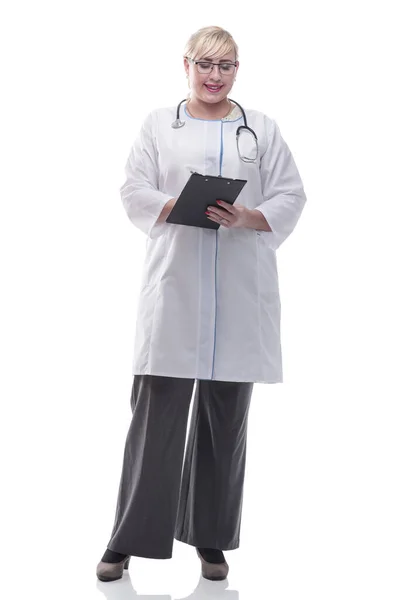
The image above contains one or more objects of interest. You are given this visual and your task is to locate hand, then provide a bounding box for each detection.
[205,200,252,229]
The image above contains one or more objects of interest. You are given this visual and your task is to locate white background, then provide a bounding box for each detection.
[1,1,405,599]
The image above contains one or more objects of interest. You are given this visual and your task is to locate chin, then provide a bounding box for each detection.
[201,90,228,101]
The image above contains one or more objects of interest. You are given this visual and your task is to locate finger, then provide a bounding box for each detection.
[216,200,235,214]
[207,207,228,219]
[211,208,231,219]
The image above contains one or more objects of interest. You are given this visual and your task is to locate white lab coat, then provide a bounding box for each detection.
[120,102,306,383]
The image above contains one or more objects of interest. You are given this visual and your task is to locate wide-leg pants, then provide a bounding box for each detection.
[106,374,254,559]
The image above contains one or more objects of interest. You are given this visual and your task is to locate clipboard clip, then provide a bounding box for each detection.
[190,170,234,179]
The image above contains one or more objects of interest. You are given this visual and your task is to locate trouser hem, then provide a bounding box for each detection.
[174,533,240,551]
[107,542,172,560]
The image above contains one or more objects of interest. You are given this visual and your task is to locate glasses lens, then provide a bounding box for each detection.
[219,63,235,75]
[197,62,213,74]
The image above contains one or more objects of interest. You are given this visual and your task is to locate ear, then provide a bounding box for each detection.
[183,56,189,76]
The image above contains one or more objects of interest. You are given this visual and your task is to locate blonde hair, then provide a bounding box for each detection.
[183,26,239,62]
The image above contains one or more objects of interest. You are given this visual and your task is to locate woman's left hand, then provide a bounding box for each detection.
[205,200,252,229]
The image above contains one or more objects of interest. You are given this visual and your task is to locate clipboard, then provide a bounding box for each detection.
[166,171,247,230]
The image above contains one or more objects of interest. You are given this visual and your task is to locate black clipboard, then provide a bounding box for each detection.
[166,171,247,230]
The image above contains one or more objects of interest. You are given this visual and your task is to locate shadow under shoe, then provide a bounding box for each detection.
[96,555,130,582]
[196,548,229,581]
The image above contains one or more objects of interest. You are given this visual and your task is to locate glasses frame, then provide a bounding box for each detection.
[187,57,237,76]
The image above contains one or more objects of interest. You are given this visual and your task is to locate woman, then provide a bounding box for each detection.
[96,25,306,582]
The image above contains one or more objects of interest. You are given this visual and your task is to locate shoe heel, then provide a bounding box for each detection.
[124,556,130,569]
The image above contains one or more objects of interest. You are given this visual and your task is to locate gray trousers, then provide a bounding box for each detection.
[107,374,254,559]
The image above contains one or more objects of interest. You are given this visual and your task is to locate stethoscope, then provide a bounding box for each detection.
[171,98,258,163]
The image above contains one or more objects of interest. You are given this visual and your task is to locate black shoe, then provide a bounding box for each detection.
[96,550,130,582]
[196,548,229,581]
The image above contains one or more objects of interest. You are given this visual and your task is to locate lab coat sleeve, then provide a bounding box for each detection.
[120,111,174,239]
[254,117,307,251]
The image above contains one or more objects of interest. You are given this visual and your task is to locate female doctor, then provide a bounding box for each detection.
[96,25,307,582]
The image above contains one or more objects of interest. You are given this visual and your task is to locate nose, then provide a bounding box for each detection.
[208,65,222,80]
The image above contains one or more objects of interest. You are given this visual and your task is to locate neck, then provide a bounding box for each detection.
[187,96,232,120]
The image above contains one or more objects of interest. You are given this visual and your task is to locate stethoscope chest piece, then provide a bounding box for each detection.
[171,119,185,129]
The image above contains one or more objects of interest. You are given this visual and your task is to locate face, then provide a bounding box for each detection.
[184,50,239,105]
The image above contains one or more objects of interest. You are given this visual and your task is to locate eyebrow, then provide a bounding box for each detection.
[200,57,235,63]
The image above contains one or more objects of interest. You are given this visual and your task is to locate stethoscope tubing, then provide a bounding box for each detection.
[171,98,258,162]
[173,98,257,138]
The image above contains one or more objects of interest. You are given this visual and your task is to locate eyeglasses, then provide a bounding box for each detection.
[187,58,236,76]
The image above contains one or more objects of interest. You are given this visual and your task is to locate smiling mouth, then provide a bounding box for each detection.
[205,85,223,92]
